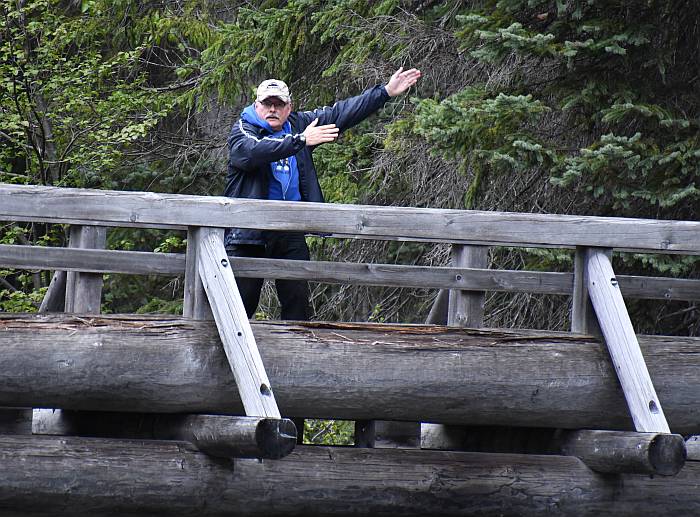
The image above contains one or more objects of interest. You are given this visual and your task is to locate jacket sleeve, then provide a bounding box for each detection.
[228,119,306,171]
[295,85,390,133]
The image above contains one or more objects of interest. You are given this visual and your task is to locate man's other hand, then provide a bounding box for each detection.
[385,67,422,97]
[302,118,340,146]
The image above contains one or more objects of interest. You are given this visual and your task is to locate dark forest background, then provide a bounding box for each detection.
[2,0,699,335]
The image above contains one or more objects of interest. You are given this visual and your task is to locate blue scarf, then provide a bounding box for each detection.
[241,105,301,201]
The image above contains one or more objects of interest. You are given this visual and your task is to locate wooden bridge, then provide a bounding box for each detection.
[1,183,700,516]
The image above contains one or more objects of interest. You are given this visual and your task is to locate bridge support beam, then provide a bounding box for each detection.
[32,410,297,459]
[2,314,700,432]
[0,435,697,516]
[421,426,685,476]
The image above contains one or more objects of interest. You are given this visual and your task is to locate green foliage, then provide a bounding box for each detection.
[303,419,354,445]
[440,0,700,220]
[411,88,554,207]
[153,235,187,254]
[0,0,174,188]
[314,126,378,204]
[0,286,45,312]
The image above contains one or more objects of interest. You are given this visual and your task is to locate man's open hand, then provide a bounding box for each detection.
[302,118,340,146]
[385,67,422,97]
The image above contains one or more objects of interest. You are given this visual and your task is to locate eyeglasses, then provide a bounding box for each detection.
[260,99,288,109]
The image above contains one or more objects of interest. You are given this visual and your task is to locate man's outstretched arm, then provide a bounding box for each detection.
[298,67,422,135]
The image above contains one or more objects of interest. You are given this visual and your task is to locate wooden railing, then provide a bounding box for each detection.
[1,184,699,310]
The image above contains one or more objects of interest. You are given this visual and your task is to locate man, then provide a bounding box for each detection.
[225,67,421,320]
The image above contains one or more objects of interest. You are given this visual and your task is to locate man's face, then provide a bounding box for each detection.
[255,97,291,131]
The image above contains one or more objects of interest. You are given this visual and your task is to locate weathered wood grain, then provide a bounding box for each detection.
[587,249,670,433]
[183,227,212,319]
[686,435,700,461]
[425,289,449,324]
[32,410,296,459]
[447,245,488,327]
[0,244,185,275]
[560,430,685,476]
[197,228,280,418]
[38,270,66,313]
[571,247,610,334]
[2,184,700,253]
[421,426,686,476]
[0,435,698,516]
[4,243,700,301]
[65,226,106,314]
[2,314,700,432]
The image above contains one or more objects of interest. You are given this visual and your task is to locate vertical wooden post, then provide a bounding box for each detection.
[421,245,488,450]
[64,226,106,314]
[37,226,105,439]
[571,246,608,334]
[183,227,213,320]
[447,245,489,327]
[586,248,670,433]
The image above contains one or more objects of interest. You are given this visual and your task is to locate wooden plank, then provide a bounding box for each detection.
[38,270,66,313]
[3,314,700,432]
[448,245,488,327]
[0,244,185,275]
[1,436,700,516]
[32,410,296,459]
[197,227,280,418]
[571,247,611,334]
[3,184,700,253]
[183,227,212,320]
[586,248,670,433]
[63,225,82,312]
[4,244,700,302]
[64,226,106,314]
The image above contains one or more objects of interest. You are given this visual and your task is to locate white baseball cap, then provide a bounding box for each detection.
[256,79,291,103]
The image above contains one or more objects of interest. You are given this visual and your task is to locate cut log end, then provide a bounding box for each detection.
[649,433,686,476]
[257,418,297,460]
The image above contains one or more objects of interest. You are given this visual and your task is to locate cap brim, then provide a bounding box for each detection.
[257,94,291,104]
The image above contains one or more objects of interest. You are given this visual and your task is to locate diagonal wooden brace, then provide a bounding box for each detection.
[196,227,280,418]
[585,248,670,433]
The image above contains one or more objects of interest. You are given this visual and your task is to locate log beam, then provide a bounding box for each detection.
[421,426,686,475]
[559,429,685,476]
[0,435,698,516]
[2,314,700,432]
[32,410,297,459]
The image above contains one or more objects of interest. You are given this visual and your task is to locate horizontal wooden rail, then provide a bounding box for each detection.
[2,243,699,301]
[2,184,700,252]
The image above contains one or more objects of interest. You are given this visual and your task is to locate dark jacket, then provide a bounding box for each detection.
[225,84,391,245]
